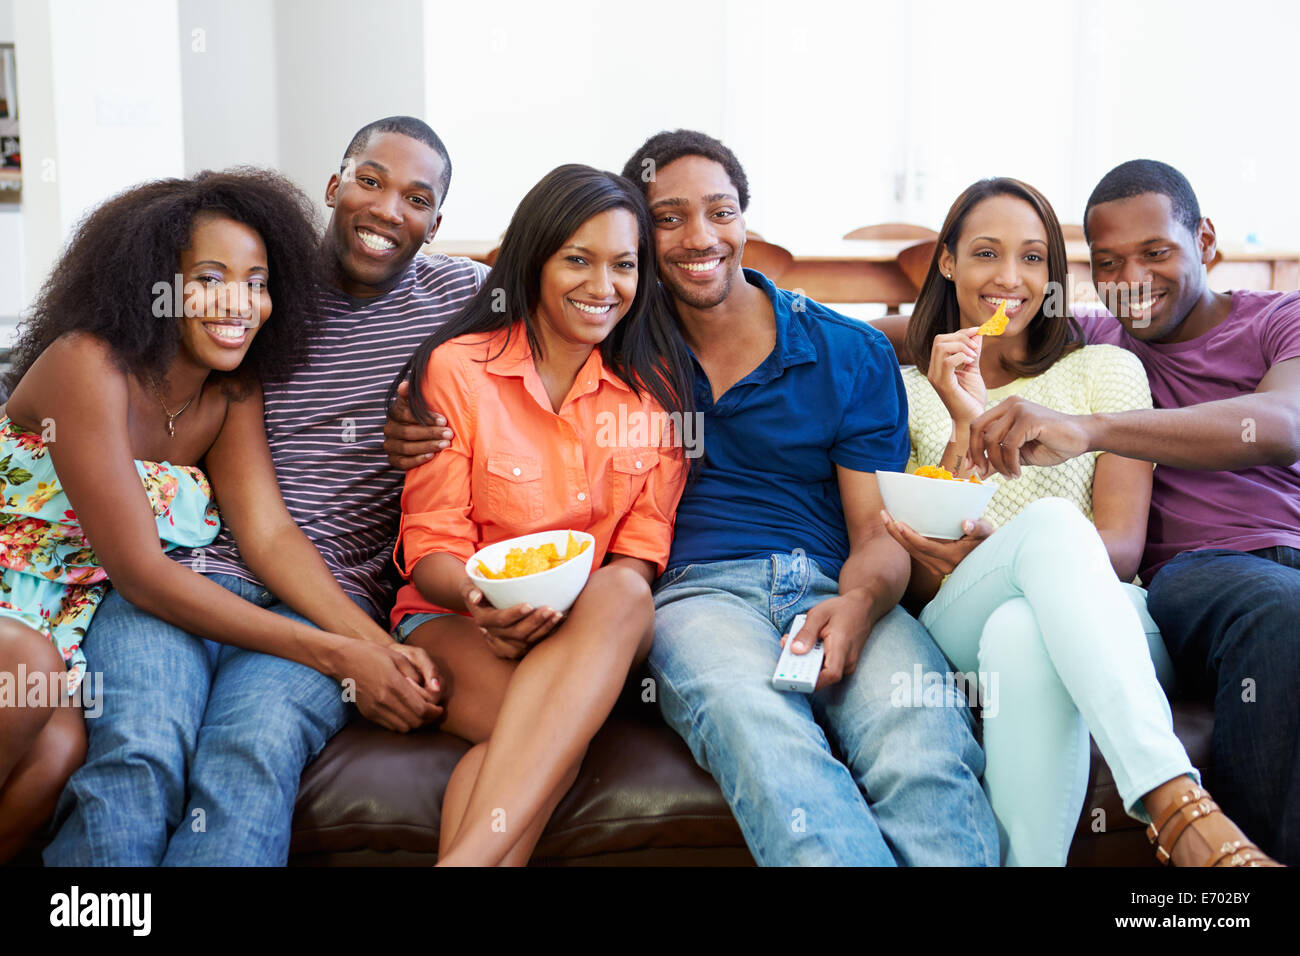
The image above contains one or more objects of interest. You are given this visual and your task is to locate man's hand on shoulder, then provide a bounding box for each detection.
[384,379,454,470]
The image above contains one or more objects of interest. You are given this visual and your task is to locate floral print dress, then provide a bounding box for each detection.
[0,417,220,694]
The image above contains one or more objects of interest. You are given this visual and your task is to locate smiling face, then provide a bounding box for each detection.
[324,131,445,298]
[645,155,746,311]
[176,213,271,373]
[1086,192,1214,341]
[533,207,640,354]
[939,194,1050,336]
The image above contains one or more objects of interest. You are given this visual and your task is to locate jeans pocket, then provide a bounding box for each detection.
[656,564,694,590]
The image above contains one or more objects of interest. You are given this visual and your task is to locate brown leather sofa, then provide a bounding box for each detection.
[8,677,1211,866]
[287,670,1216,867]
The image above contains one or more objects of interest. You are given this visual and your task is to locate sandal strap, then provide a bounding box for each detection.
[1148,784,1211,835]
[1206,841,1271,867]
[1145,789,1219,865]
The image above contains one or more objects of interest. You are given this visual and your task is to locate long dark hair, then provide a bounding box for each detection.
[391,163,694,427]
[905,177,1080,378]
[5,167,322,396]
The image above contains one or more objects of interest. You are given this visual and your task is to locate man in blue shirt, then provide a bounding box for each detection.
[616,131,997,865]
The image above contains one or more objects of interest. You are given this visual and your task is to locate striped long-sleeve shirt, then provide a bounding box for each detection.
[171,253,489,617]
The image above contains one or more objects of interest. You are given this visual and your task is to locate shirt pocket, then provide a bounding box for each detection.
[609,448,660,516]
[484,453,545,525]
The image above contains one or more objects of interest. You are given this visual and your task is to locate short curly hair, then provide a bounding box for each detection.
[342,115,452,206]
[620,129,750,211]
[1084,159,1202,242]
[5,167,323,397]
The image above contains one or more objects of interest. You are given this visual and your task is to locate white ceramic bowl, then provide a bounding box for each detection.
[466,530,596,612]
[877,470,997,540]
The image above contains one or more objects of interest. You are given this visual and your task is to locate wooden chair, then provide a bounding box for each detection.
[843,222,937,241]
[741,236,794,282]
[896,239,938,297]
[878,238,939,315]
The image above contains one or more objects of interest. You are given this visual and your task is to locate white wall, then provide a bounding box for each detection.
[273,0,426,220]
[0,0,21,322]
[425,0,730,240]
[3,0,1297,329]
[902,0,1300,245]
[13,0,185,326]
[422,0,910,245]
[1067,0,1298,245]
[425,0,1300,248]
[178,0,279,175]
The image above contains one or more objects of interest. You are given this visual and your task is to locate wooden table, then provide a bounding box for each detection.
[428,238,1300,305]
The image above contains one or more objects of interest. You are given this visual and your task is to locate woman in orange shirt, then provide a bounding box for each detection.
[388,164,694,866]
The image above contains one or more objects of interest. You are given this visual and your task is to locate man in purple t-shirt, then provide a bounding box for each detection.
[967,160,1300,865]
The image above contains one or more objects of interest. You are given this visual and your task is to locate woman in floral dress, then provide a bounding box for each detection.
[0,169,439,861]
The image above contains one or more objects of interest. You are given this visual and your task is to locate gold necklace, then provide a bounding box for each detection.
[149,377,200,437]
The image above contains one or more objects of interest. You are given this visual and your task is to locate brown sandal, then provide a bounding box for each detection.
[1146,785,1282,866]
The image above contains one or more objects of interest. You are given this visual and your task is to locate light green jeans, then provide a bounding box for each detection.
[919,496,1197,866]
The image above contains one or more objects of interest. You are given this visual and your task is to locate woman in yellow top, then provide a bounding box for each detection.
[876,178,1274,867]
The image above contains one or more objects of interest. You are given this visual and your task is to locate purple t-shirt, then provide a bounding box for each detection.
[1076,290,1300,582]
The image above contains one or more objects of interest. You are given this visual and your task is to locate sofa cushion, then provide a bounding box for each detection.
[290,695,752,865]
[291,697,1215,867]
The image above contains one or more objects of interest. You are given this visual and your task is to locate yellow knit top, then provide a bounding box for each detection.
[902,344,1153,530]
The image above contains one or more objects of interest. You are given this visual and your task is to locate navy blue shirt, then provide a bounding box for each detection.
[666,270,910,579]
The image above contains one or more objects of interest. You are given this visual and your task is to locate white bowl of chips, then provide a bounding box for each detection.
[466,530,596,612]
[877,468,997,540]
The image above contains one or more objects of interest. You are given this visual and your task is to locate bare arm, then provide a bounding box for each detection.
[34,337,440,730]
[384,379,452,470]
[790,467,909,690]
[1089,452,1153,582]
[969,358,1300,477]
[37,338,353,675]
[203,386,395,646]
[836,467,910,619]
[1082,357,1300,469]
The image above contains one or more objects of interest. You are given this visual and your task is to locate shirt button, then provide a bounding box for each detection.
[577,492,587,501]
[634,460,642,469]
[512,467,521,476]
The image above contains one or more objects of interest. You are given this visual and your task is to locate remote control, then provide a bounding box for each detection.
[772,614,824,693]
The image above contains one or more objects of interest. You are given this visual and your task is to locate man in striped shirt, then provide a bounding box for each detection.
[45,117,486,866]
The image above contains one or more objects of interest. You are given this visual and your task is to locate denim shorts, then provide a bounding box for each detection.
[391,610,460,643]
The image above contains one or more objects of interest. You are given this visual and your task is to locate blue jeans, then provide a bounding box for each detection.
[1148,546,1300,866]
[650,551,999,866]
[43,574,356,866]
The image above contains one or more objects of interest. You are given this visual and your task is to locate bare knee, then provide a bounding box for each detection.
[589,564,653,619]
[0,624,65,760]
[0,619,63,676]
[587,564,654,651]
[38,708,87,787]
[1,707,84,828]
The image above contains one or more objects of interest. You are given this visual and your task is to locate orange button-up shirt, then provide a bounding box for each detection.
[391,324,688,626]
